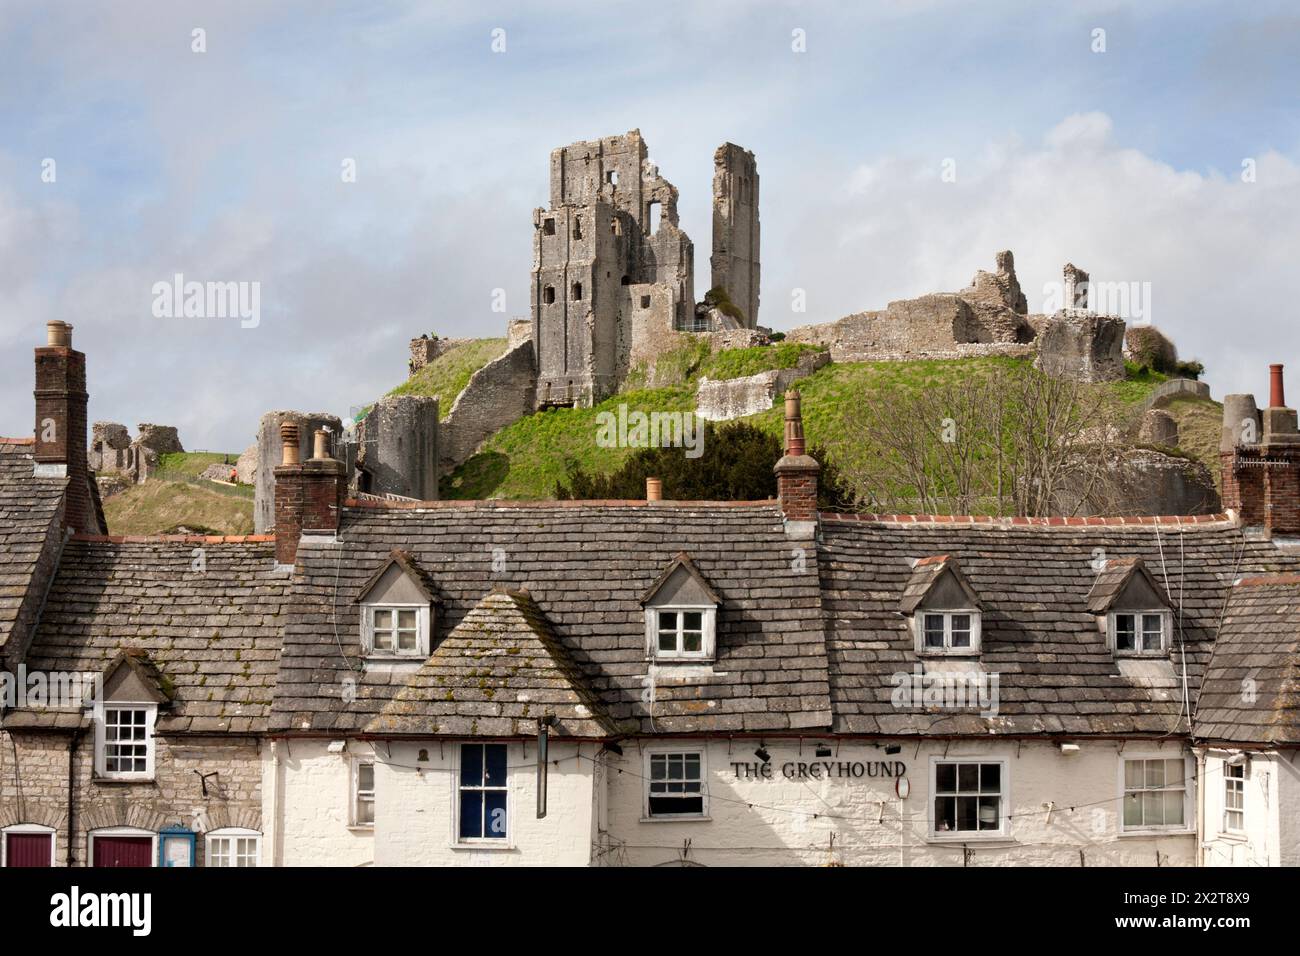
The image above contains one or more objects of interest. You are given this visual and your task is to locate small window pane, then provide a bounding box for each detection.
[957,763,978,791]
[924,614,945,648]
[461,744,482,785]
[979,763,1000,792]
[459,790,484,839]
[936,763,956,793]
[658,611,677,631]
[484,744,508,787]
[397,609,417,630]
[1115,614,1136,650]
[682,631,702,652]
[484,790,508,839]
[357,763,374,791]
[683,611,702,630]
[1145,760,1165,789]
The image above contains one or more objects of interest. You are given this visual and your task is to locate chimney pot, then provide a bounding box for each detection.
[783,389,806,457]
[312,428,330,461]
[46,321,72,348]
[1270,364,1285,408]
[280,421,301,465]
[646,477,663,502]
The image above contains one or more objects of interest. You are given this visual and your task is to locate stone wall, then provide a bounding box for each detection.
[1125,326,1178,373]
[89,421,185,483]
[440,341,537,473]
[1138,378,1212,415]
[1034,311,1126,383]
[409,335,471,377]
[710,143,760,327]
[0,729,263,866]
[697,350,830,422]
[352,395,439,500]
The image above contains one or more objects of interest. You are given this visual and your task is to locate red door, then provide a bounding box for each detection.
[93,836,152,867]
[5,832,52,867]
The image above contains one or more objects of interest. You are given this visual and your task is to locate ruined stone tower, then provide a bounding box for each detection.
[710,143,760,328]
[531,130,760,409]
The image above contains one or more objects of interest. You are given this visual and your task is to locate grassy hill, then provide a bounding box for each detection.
[102,478,254,535]
[389,338,508,417]
[443,351,1224,502]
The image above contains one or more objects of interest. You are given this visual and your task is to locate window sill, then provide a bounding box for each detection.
[1117,827,1194,839]
[92,775,156,786]
[639,816,712,824]
[1212,831,1248,844]
[449,841,516,852]
[927,831,1008,842]
[346,825,375,833]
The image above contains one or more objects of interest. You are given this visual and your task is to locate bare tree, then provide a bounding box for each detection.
[842,364,1131,517]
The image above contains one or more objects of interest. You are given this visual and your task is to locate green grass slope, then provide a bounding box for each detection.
[390,338,508,418]
[443,353,1214,502]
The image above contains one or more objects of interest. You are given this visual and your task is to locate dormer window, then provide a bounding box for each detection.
[357,550,439,660]
[1111,611,1168,654]
[641,553,721,663]
[900,556,982,657]
[1087,558,1173,658]
[90,650,171,782]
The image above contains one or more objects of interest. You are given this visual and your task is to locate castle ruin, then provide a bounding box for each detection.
[531,130,760,408]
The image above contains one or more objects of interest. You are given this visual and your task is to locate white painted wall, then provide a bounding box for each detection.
[268,739,375,867]
[1201,750,1300,867]
[602,739,1198,867]
[372,741,598,866]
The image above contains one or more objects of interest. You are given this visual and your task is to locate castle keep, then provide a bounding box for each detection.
[532,130,760,408]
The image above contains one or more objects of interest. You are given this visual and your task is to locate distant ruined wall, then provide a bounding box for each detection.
[409,335,471,377]
[1034,312,1126,383]
[710,143,760,328]
[354,395,439,500]
[696,350,830,422]
[440,341,537,473]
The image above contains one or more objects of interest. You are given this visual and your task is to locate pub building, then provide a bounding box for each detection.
[1,326,1297,867]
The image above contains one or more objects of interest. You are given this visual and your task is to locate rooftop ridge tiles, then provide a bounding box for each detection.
[0,436,35,444]
[71,533,277,544]
[820,512,1235,528]
[1234,573,1300,587]
[343,496,779,510]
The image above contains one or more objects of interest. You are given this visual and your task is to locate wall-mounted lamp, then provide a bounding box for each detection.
[884,744,901,755]
[1059,743,1080,755]
[754,746,771,764]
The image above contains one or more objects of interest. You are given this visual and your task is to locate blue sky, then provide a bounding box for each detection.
[1,0,1297,450]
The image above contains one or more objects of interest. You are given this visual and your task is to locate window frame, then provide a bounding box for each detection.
[928,757,1008,840]
[1117,753,1194,835]
[455,743,511,846]
[642,747,709,822]
[1,823,57,867]
[205,828,262,867]
[644,606,717,662]
[1223,762,1245,834]
[350,757,375,829]
[1108,609,1171,656]
[361,603,430,660]
[94,702,157,781]
[913,609,982,656]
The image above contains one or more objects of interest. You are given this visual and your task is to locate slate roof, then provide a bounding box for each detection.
[819,515,1300,737]
[898,555,981,613]
[1194,575,1300,746]
[271,500,831,736]
[11,536,291,733]
[1085,557,1170,613]
[366,588,616,738]
[0,440,67,655]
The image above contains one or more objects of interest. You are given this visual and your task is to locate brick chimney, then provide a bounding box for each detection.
[34,321,101,534]
[1222,365,1300,535]
[273,423,346,565]
[774,389,819,525]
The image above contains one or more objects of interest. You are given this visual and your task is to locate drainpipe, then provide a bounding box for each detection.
[1194,747,1207,868]
[268,739,284,867]
[66,725,83,867]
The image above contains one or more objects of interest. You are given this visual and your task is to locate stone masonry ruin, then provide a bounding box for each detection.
[89,421,184,484]
[531,130,760,409]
